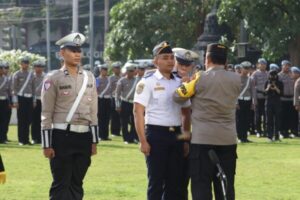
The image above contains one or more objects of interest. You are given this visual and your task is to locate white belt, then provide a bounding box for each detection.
[18,93,33,98]
[36,96,41,100]
[121,97,133,103]
[238,96,251,101]
[52,123,89,133]
[98,94,111,99]
[0,96,7,100]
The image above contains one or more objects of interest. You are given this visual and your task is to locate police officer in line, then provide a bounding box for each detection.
[0,61,11,144]
[31,59,46,144]
[110,61,122,136]
[278,60,298,138]
[236,61,255,143]
[251,58,268,137]
[173,47,198,200]
[12,56,35,146]
[234,64,242,74]
[174,43,241,200]
[2,61,13,142]
[96,63,112,141]
[136,62,146,82]
[292,66,300,116]
[41,32,98,200]
[115,63,139,144]
[134,41,191,200]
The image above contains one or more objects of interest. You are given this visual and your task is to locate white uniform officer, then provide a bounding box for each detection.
[134,41,191,200]
[41,32,98,200]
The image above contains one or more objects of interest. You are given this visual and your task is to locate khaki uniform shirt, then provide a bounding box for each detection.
[96,76,111,98]
[41,67,98,130]
[293,77,300,106]
[34,72,45,99]
[175,66,241,145]
[12,70,35,103]
[109,74,121,97]
[251,70,268,100]
[278,72,294,101]
[115,76,137,108]
[0,75,10,99]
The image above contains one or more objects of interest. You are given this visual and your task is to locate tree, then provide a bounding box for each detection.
[218,0,300,65]
[105,0,213,61]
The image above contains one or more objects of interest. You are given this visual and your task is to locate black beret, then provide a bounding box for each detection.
[206,43,228,57]
[153,41,173,56]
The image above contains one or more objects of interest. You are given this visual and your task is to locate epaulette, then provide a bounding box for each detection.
[45,69,59,77]
[144,69,156,78]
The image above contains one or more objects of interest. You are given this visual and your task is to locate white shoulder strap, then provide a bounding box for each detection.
[100,77,111,97]
[0,76,7,90]
[66,70,89,123]
[239,77,250,98]
[125,77,138,100]
[18,71,32,95]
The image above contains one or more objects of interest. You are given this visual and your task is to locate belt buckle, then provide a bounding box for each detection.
[169,127,175,132]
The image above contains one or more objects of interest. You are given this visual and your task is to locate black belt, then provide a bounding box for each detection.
[146,124,181,133]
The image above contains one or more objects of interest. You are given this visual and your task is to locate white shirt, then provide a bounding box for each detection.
[134,70,190,126]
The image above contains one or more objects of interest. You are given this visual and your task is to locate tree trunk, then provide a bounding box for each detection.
[288,34,300,66]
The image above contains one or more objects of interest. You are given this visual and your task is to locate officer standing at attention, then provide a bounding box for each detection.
[174,43,241,200]
[2,61,12,142]
[109,61,122,136]
[134,41,191,200]
[251,58,268,137]
[136,63,146,82]
[278,60,297,138]
[12,56,35,145]
[96,63,112,141]
[115,63,138,144]
[236,61,255,143]
[0,61,11,144]
[41,32,98,200]
[31,59,46,144]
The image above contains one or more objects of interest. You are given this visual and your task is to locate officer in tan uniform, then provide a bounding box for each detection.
[31,60,46,144]
[12,56,35,145]
[115,63,138,143]
[0,61,11,144]
[96,63,112,140]
[41,32,98,200]
[110,61,122,136]
[174,43,241,200]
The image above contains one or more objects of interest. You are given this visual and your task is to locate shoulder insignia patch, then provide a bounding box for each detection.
[136,82,145,94]
[43,80,52,91]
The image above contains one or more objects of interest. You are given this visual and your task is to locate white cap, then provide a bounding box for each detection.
[55,32,86,49]
[172,47,199,65]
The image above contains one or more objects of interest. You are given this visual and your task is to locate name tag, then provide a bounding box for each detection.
[154,86,165,91]
[59,85,72,90]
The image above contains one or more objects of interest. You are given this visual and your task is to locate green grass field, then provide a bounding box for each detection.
[0,125,300,200]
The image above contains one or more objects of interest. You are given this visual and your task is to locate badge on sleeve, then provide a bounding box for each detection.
[43,80,52,91]
[136,82,145,94]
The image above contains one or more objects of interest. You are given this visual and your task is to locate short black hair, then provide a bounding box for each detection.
[206,53,227,65]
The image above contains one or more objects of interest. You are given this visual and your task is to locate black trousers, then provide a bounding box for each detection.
[281,100,298,137]
[110,99,121,136]
[248,109,256,135]
[31,99,42,143]
[50,129,92,200]
[255,98,266,135]
[145,125,184,200]
[120,101,137,142]
[17,96,33,144]
[266,100,281,140]
[190,144,237,200]
[0,100,10,143]
[236,100,252,141]
[98,98,111,140]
